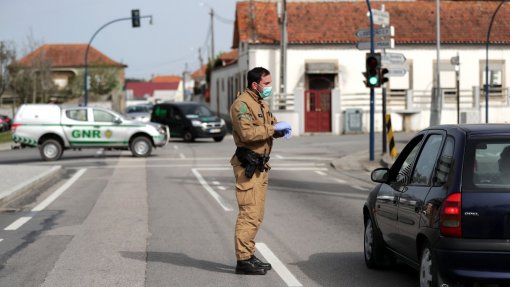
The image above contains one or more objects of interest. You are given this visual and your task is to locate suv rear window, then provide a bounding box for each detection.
[463,139,510,190]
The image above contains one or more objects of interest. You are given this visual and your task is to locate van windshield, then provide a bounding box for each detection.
[463,139,510,191]
[181,104,213,117]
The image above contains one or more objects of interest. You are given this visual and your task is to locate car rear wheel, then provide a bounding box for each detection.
[39,139,63,161]
[131,136,152,157]
[419,243,446,287]
[183,131,195,142]
[213,136,224,142]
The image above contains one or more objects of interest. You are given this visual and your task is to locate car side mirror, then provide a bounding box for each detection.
[371,168,390,183]
[114,117,122,124]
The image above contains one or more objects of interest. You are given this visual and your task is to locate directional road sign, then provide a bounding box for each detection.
[356,26,395,38]
[356,39,395,50]
[371,9,390,26]
[382,53,407,64]
[386,67,408,77]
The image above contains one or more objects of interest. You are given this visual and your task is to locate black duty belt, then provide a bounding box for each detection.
[235,147,270,178]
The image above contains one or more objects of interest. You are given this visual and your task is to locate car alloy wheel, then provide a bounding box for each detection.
[364,218,374,263]
[131,136,152,157]
[39,139,63,161]
[420,245,434,287]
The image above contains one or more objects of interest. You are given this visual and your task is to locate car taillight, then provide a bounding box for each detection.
[11,123,21,132]
[440,192,462,238]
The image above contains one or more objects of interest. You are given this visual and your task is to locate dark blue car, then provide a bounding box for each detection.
[363,124,510,287]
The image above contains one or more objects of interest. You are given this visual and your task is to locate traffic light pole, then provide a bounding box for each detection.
[366,0,375,161]
[83,14,153,106]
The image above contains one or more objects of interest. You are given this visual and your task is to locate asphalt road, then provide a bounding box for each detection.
[0,134,418,287]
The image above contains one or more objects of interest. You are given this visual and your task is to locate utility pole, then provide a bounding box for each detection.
[430,0,441,126]
[210,8,215,62]
[198,48,204,69]
[278,0,287,96]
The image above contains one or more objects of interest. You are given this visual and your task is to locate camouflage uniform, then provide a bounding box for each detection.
[230,88,280,260]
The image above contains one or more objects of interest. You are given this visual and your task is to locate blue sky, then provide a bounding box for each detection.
[0,0,238,79]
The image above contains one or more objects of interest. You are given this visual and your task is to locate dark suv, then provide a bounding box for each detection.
[363,124,510,287]
[150,102,227,142]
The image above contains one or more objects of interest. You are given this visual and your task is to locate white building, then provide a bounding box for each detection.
[211,0,510,134]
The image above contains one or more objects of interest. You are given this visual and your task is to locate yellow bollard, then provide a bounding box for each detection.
[385,114,397,158]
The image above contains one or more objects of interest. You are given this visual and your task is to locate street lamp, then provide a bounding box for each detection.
[83,11,153,106]
[485,0,507,123]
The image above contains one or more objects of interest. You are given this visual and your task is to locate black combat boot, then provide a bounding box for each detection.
[235,259,267,275]
[250,255,272,270]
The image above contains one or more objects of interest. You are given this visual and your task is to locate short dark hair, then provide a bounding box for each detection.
[247,67,270,87]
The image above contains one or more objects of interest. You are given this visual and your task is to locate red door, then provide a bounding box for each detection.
[305,89,331,132]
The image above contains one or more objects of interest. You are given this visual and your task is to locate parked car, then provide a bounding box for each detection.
[124,104,153,123]
[150,102,227,142]
[0,115,11,131]
[363,124,510,287]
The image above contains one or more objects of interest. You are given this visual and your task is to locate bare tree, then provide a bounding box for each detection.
[0,41,16,99]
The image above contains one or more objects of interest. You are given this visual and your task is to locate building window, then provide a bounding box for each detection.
[480,60,505,99]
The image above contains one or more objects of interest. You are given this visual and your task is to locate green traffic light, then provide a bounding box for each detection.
[368,76,379,86]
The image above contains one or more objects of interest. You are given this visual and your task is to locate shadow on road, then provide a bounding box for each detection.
[292,252,417,287]
[121,251,235,274]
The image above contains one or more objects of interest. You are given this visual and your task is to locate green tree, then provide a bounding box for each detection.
[67,68,118,100]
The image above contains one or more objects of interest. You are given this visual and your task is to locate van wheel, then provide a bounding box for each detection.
[213,136,224,142]
[131,136,152,157]
[183,131,195,142]
[39,139,63,161]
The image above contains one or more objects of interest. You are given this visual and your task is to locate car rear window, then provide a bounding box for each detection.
[463,139,510,191]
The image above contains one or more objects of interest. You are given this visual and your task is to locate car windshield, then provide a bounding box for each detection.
[126,105,152,113]
[464,138,510,191]
[180,104,213,117]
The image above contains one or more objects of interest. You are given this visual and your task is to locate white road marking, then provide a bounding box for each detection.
[211,181,220,185]
[353,185,366,191]
[179,153,186,159]
[5,217,32,231]
[274,154,283,159]
[4,169,87,231]
[256,242,303,287]
[0,239,3,243]
[218,186,226,191]
[191,169,233,212]
[32,169,87,212]
[315,171,327,176]
[334,178,347,184]
[173,145,179,150]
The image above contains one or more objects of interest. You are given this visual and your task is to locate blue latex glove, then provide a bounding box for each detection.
[284,128,292,140]
[274,121,291,132]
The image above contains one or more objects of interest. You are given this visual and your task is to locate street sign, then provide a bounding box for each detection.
[356,39,395,50]
[371,9,390,26]
[382,53,407,64]
[386,66,408,77]
[356,26,395,38]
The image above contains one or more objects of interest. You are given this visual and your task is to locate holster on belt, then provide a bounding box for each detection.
[235,147,270,178]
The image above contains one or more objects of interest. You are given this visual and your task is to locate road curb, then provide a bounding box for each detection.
[0,165,63,207]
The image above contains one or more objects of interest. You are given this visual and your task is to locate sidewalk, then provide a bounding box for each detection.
[330,149,395,173]
[0,141,63,207]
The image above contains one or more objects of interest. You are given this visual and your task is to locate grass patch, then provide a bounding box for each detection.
[0,131,12,144]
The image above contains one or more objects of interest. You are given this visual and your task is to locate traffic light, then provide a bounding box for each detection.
[380,68,389,86]
[131,9,140,28]
[364,52,381,88]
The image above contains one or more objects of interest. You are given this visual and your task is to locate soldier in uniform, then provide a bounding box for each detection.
[230,67,292,275]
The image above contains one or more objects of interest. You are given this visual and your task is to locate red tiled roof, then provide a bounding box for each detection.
[126,82,179,98]
[233,1,510,47]
[18,44,125,67]
[152,75,182,83]
[191,64,207,79]
[219,49,239,65]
